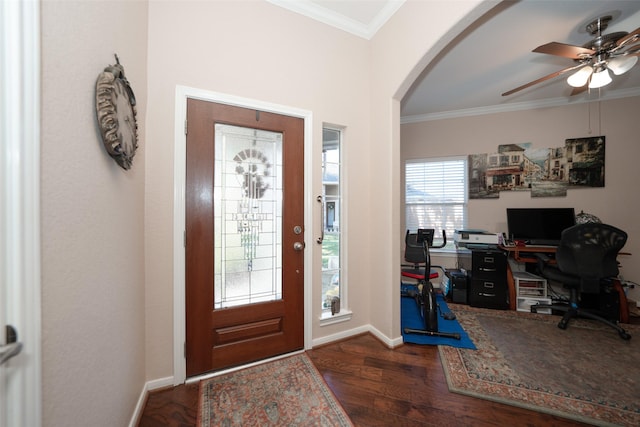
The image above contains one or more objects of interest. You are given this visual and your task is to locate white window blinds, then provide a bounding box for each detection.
[405,158,467,246]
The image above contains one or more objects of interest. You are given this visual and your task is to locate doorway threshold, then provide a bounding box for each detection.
[185,349,306,385]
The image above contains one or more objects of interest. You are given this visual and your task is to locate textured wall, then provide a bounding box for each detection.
[40,1,148,425]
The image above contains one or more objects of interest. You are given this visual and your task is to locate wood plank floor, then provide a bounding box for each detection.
[138,332,589,426]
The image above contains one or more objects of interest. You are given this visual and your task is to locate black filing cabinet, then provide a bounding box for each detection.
[469,248,509,309]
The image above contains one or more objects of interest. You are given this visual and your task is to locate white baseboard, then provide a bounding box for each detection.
[311,324,369,347]
[128,376,174,427]
[368,324,404,348]
[146,376,175,391]
[310,323,401,348]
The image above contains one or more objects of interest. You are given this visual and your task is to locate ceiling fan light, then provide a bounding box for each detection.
[608,56,638,75]
[567,66,593,87]
[589,68,612,88]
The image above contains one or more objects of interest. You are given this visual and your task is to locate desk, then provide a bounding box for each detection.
[500,245,630,323]
[504,245,557,263]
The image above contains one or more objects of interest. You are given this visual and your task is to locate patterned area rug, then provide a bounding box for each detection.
[198,353,353,426]
[439,304,640,426]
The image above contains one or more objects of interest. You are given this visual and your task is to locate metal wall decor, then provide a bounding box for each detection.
[95,54,138,170]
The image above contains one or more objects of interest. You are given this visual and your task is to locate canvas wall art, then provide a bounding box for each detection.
[469,136,605,199]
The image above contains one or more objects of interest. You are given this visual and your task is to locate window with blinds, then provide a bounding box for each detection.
[405,157,467,250]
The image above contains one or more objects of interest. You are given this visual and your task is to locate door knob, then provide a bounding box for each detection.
[293,242,305,251]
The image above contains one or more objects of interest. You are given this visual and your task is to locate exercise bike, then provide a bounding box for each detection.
[401,229,460,340]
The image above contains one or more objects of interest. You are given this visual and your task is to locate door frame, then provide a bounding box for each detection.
[173,86,314,384]
[1,0,42,425]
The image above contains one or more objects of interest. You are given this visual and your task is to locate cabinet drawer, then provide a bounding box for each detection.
[471,250,507,278]
[469,278,508,309]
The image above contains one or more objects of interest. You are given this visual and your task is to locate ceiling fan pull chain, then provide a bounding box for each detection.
[588,100,592,135]
[598,97,602,135]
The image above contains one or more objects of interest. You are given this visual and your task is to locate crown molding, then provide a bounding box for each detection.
[401,87,640,124]
[266,0,404,40]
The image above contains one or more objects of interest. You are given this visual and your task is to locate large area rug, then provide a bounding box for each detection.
[439,304,640,426]
[198,353,352,426]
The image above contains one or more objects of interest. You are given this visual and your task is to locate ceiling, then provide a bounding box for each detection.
[268,0,640,122]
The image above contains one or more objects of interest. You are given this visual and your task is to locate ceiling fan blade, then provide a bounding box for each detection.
[570,85,588,96]
[610,44,640,59]
[625,44,640,55]
[502,64,585,96]
[533,42,595,59]
[616,27,640,48]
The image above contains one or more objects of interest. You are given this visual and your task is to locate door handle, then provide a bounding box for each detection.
[1,325,22,366]
[316,195,324,244]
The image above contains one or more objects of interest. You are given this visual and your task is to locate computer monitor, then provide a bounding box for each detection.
[506,208,576,246]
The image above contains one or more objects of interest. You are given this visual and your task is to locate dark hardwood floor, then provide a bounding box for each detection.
[138,333,589,426]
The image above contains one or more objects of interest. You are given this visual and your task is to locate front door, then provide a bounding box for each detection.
[185,99,305,376]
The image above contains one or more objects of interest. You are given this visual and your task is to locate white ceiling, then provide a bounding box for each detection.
[268,0,640,121]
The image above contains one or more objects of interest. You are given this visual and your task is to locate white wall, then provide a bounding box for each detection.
[401,96,640,302]
[41,1,147,425]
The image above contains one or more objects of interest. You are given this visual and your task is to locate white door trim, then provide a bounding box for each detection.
[0,0,42,425]
[173,86,313,384]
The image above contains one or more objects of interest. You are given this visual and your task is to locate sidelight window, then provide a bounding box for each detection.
[321,127,342,314]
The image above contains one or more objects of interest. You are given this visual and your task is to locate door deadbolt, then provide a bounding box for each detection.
[293,225,302,234]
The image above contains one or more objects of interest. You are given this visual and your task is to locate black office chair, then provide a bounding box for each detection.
[532,223,631,340]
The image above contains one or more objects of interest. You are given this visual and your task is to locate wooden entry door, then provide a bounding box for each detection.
[185,99,305,376]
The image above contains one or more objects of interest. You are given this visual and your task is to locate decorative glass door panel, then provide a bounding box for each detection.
[186,99,303,375]
[213,124,283,309]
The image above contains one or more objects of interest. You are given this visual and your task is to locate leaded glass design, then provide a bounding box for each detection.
[214,124,283,308]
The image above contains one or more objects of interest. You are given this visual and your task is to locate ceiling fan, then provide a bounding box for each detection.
[502,15,640,96]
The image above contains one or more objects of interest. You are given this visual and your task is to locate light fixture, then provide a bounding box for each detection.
[607,55,638,75]
[567,66,593,87]
[589,67,612,88]
[566,54,637,90]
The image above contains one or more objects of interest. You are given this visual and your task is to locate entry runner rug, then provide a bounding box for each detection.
[439,304,640,426]
[401,284,476,349]
[198,353,352,426]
